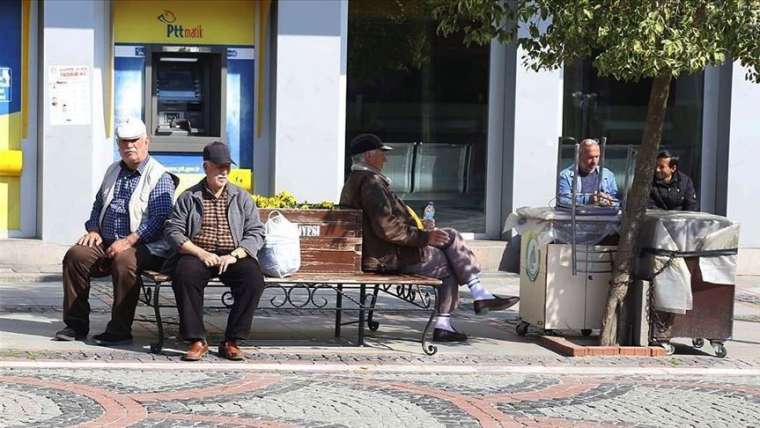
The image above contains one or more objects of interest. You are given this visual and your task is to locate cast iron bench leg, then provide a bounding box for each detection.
[366,285,380,331]
[334,284,343,338]
[150,281,165,354]
[358,284,366,346]
[421,287,439,356]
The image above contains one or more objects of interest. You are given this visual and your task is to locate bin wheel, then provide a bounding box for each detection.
[149,343,162,354]
[516,321,529,336]
[581,329,592,337]
[661,342,675,355]
[712,342,727,358]
[692,338,705,349]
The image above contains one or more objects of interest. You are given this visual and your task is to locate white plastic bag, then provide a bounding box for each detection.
[258,210,301,277]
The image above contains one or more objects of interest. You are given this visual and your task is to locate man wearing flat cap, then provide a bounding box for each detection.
[340,134,519,342]
[55,117,177,345]
[163,141,266,361]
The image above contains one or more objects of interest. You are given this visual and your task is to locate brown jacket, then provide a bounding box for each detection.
[340,168,431,272]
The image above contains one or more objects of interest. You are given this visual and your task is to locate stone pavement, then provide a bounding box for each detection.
[1,366,759,427]
[1,273,759,426]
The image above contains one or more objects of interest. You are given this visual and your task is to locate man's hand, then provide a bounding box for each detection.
[218,255,237,275]
[428,229,450,247]
[591,192,615,207]
[105,238,133,258]
[197,250,221,268]
[77,231,103,247]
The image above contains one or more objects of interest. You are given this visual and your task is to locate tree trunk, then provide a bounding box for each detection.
[599,72,672,346]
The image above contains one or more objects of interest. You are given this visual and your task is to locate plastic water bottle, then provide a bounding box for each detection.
[423,201,435,222]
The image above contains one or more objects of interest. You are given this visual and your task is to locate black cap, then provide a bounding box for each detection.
[349,133,392,156]
[203,141,236,165]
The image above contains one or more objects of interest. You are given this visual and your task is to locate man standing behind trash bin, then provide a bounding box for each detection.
[340,133,519,343]
[163,141,266,361]
[557,139,620,207]
[648,151,698,211]
[55,117,176,345]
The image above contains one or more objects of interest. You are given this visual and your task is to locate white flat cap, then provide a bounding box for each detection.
[115,117,147,140]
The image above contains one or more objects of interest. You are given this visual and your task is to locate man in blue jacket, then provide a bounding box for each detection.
[163,142,266,361]
[557,139,620,207]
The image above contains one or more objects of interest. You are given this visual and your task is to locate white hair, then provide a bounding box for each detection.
[351,153,365,164]
[580,138,599,148]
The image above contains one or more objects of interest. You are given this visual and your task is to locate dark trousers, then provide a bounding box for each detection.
[62,243,164,335]
[171,255,266,342]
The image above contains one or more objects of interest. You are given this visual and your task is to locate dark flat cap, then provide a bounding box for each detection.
[349,133,392,156]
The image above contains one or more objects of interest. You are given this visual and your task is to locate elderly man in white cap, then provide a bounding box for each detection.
[55,117,177,346]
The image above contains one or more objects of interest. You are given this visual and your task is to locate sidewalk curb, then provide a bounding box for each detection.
[1,360,759,376]
[0,273,62,283]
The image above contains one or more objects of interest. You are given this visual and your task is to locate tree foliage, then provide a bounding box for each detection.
[433,0,760,82]
[433,0,760,345]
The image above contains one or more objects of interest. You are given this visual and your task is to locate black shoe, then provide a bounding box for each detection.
[54,327,87,341]
[93,331,133,346]
[433,328,468,342]
[473,296,520,315]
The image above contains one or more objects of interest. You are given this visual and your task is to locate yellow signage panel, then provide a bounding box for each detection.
[113,0,255,46]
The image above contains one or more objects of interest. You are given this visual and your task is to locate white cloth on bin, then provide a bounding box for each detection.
[258,210,301,278]
[648,221,692,314]
[637,211,739,314]
[698,223,740,285]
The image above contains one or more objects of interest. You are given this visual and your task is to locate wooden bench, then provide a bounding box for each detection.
[138,209,442,355]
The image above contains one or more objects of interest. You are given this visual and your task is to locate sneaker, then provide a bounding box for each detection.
[93,331,133,346]
[54,326,88,341]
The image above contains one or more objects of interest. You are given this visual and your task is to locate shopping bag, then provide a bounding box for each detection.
[258,210,301,277]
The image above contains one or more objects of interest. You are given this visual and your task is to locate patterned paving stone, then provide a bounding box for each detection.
[1,368,759,427]
[0,381,102,427]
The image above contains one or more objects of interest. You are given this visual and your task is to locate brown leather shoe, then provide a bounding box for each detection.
[218,340,245,361]
[473,295,520,315]
[182,340,208,361]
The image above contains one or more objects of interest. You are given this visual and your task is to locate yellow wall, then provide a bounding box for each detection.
[113,0,255,46]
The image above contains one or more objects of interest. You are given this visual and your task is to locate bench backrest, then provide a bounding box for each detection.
[259,208,363,274]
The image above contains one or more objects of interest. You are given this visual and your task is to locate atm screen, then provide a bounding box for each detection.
[153,52,220,137]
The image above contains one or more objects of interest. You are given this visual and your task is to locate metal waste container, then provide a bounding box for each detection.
[636,210,739,357]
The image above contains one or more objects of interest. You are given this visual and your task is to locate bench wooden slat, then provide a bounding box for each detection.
[141,270,441,286]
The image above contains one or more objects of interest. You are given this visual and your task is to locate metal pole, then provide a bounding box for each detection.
[571,143,579,275]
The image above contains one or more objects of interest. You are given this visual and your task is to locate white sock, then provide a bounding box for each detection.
[467,277,495,301]
[434,314,455,332]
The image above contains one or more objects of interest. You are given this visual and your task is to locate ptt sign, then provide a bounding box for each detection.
[157,10,203,39]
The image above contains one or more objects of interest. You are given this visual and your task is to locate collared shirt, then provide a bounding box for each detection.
[557,165,620,206]
[192,182,236,254]
[85,156,175,244]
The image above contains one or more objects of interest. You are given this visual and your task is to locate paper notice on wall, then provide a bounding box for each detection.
[0,67,10,103]
[49,65,91,125]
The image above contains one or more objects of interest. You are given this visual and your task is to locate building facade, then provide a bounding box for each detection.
[0,0,757,270]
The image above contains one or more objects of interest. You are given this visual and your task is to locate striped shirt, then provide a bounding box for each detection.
[192,183,236,254]
[85,157,175,244]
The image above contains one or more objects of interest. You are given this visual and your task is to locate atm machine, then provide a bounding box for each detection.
[114,43,254,192]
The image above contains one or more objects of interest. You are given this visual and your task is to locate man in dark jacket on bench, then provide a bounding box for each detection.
[163,141,266,361]
[340,134,519,343]
[648,151,698,211]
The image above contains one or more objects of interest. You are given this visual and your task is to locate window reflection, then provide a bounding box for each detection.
[562,60,704,198]
[346,0,490,232]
